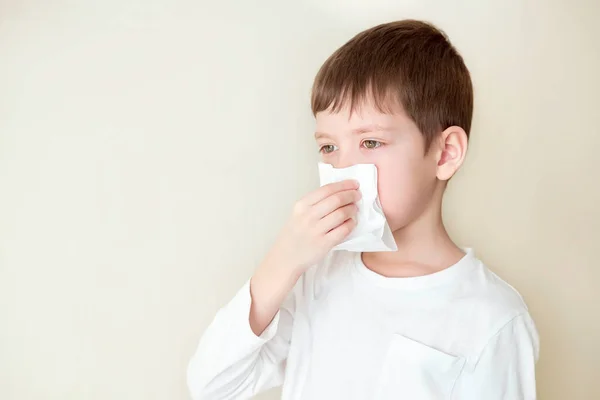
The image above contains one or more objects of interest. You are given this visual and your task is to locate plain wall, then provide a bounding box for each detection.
[1,1,598,399]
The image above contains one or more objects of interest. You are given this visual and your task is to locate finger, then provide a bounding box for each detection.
[324,217,357,246]
[303,180,359,206]
[316,203,358,234]
[311,189,361,220]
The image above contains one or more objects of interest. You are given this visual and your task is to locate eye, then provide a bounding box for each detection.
[362,140,382,149]
[319,144,338,154]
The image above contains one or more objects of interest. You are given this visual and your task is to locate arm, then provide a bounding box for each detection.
[186,273,298,400]
[187,180,360,400]
[452,313,540,400]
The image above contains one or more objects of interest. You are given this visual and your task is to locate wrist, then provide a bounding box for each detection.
[263,248,306,281]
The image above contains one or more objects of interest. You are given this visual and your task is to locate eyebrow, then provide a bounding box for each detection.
[351,124,391,135]
[314,124,392,139]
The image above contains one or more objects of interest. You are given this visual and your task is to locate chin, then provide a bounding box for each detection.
[384,216,411,233]
[383,207,424,233]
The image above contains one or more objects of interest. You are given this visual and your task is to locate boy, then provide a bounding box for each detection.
[187,20,539,400]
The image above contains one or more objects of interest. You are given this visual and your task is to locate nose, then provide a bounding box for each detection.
[336,148,359,169]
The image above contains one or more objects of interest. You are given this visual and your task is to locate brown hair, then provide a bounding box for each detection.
[311,20,473,150]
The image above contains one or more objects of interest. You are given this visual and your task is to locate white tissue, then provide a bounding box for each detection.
[318,163,397,252]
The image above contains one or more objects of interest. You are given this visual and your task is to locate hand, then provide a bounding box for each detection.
[268,180,361,274]
[248,180,360,336]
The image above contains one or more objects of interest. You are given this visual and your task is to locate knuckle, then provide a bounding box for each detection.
[293,201,306,215]
[343,222,354,235]
[345,206,355,218]
[336,207,347,219]
[324,184,336,196]
[307,223,320,237]
[341,219,351,230]
[300,217,313,232]
[332,197,342,209]
[333,228,348,242]
[344,218,356,233]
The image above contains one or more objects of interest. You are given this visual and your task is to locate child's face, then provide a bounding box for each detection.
[315,102,441,232]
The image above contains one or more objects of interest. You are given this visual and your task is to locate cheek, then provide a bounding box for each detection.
[377,166,413,216]
[375,155,437,228]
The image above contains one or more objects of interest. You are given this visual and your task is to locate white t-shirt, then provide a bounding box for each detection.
[187,249,539,399]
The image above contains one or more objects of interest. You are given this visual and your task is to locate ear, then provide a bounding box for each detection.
[435,126,468,181]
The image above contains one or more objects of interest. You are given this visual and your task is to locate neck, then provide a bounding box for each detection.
[364,185,464,275]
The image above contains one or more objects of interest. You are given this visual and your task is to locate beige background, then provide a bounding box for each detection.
[1,1,598,399]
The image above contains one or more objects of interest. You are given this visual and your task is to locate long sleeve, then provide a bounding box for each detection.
[186,280,295,400]
[451,312,540,400]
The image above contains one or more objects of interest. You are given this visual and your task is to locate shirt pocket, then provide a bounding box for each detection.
[374,334,465,400]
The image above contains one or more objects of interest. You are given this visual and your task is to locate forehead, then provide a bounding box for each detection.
[315,101,412,135]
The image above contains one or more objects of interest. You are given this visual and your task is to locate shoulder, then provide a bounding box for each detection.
[452,253,539,359]
[461,256,530,327]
